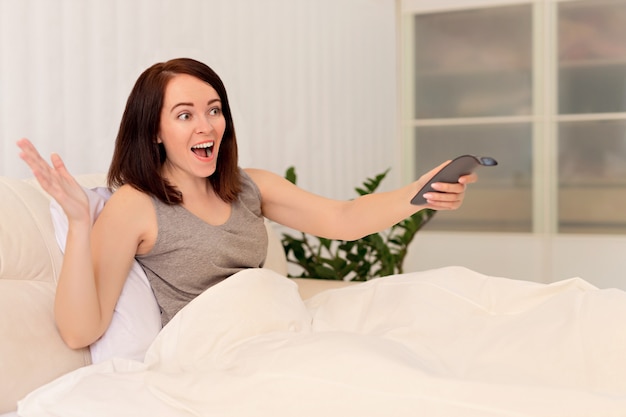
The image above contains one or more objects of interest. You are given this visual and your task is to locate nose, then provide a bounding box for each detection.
[195,115,214,134]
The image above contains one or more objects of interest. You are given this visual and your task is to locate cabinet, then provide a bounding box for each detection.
[401,0,626,235]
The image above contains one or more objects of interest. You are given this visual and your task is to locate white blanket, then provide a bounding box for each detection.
[17,267,626,416]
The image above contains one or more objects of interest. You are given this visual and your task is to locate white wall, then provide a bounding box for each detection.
[406,230,626,291]
[0,0,399,200]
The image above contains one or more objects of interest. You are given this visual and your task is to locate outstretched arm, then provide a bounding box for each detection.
[245,161,476,241]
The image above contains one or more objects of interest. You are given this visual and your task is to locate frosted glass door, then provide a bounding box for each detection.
[557,0,626,234]
[413,5,532,118]
[410,4,533,232]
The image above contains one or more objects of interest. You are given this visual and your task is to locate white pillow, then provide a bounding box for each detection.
[50,187,161,364]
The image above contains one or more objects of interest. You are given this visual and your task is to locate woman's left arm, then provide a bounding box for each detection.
[245,161,476,241]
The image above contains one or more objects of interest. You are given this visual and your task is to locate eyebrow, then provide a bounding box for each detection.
[169,98,221,113]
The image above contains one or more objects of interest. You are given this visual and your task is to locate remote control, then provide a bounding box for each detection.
[410,155,498,205]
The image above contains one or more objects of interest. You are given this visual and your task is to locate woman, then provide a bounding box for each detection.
[17,58,476,349]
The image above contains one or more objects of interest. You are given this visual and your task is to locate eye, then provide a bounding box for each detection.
[209,107,222,116]
[177,112,192,121]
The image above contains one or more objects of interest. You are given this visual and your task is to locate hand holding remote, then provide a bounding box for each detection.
[410,155,498,205]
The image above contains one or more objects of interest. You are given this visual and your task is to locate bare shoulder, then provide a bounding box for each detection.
[243,167,275,183]
[108,184,153,207]
[95,184,157,254]
[244,168,290,193]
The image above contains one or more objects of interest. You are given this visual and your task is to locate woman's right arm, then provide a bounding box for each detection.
[17,139,149,348]
[57,184,150,348]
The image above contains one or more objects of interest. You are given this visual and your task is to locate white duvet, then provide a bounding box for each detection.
[17,267,626,416]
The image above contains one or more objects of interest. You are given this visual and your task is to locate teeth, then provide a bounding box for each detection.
[192,142,214,149]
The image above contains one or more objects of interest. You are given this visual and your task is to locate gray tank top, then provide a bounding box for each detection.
[136,169,268,326]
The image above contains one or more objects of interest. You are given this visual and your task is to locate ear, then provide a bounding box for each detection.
[156,136,163,144]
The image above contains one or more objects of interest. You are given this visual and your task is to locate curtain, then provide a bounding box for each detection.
[0,0,397,199]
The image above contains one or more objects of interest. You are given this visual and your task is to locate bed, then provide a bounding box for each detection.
[11,266,626,416]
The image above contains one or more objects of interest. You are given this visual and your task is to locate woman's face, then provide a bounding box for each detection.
[158,73,226,182]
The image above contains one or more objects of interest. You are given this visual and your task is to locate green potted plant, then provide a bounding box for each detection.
[281,167,435,281]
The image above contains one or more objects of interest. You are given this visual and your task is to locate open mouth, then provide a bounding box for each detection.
[191,142,214,158]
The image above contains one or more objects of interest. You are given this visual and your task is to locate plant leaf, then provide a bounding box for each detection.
[285,166,297,185]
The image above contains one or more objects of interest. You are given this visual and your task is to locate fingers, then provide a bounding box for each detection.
[18,138,47,169]
[422,185,466,210]
[422,172,478,211]
[16,138,42,159]
[17,138,66,176]
[50,152,73,180]
[458,172,478,185]
[16,138,70,194]
[17,139,52,182]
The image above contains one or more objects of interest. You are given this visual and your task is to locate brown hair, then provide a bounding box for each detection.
[107,58,241,204]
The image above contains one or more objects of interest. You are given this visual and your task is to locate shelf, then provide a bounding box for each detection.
[556,113,626,122]
[424,187,532,233]
[559,58,626,69]
[409,115,534,126]
[416,66,532,79]
[559,186,626,226]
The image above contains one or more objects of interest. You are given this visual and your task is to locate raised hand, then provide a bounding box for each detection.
[17,138,90,223]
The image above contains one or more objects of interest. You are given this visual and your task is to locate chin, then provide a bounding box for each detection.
[198,165,217,178]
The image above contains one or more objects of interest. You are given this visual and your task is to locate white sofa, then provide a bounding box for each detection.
[0,174,353,414]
